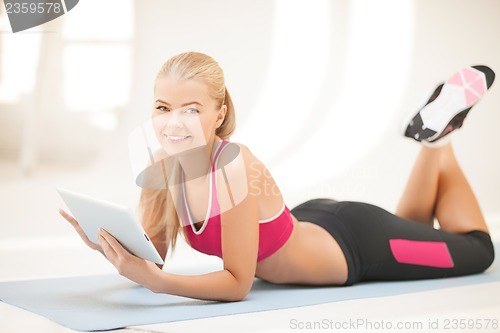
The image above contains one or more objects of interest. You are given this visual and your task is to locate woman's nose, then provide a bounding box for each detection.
[160,110,183,129]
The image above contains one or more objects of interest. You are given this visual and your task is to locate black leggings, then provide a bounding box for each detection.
[290,199,495,286]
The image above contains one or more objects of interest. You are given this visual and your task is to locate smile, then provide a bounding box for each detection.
[164,134,191,143]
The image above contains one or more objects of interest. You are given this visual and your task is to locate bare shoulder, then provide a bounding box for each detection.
[217,141,280,196]
[220,142,254,160]
[218,141,264,178]
[218,141,284,217]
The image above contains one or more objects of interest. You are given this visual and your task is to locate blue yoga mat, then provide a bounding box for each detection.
[0,247,499,332]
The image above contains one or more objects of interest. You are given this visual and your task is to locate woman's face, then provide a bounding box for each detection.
[152,76,226,156]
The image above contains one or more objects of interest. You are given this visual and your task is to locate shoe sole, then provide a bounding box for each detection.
[405,65,495,142]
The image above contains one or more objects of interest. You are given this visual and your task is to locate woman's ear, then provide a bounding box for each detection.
[216,105,227,128]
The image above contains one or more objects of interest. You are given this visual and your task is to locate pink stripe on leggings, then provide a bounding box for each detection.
[389,239,454,268]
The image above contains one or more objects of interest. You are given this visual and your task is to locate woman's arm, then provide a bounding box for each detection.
[148,189,259,301]
[98,189,259,301]
[98,145,260,301]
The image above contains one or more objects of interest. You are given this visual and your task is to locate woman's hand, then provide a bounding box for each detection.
[97,228,160,289]
[58,209,103,254]
[59,208,160,289]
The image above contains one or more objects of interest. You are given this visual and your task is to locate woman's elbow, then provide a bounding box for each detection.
[223,279,253,302]
[223,288,249,302]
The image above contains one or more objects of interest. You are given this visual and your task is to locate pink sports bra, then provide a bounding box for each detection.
[181,140,294,261]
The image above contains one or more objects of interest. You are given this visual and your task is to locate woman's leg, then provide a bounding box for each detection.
[434,144,488,233]
[328,200,494,282]
[397,65,495,231]
[396,143,489,234]
[395,145,442,226]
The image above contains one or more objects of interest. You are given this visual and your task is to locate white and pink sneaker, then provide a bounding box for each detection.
[404,65,495,145]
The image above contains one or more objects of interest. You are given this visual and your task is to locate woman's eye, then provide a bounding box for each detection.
[185,107,199,114]
[156,106,169,112]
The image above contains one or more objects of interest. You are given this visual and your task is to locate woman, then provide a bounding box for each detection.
[60,52,495,302]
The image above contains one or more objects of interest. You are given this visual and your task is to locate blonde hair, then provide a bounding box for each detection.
[139,52,236,254]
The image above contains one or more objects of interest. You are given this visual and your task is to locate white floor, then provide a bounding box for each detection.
[1,159,499,333]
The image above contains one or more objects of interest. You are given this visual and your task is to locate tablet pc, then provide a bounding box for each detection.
[57,187,164,265]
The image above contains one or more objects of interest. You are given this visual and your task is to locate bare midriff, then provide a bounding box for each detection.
[255,214,349,285]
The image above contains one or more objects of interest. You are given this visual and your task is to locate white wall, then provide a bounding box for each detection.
[1,0,500,245]
[118,0,500,215]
